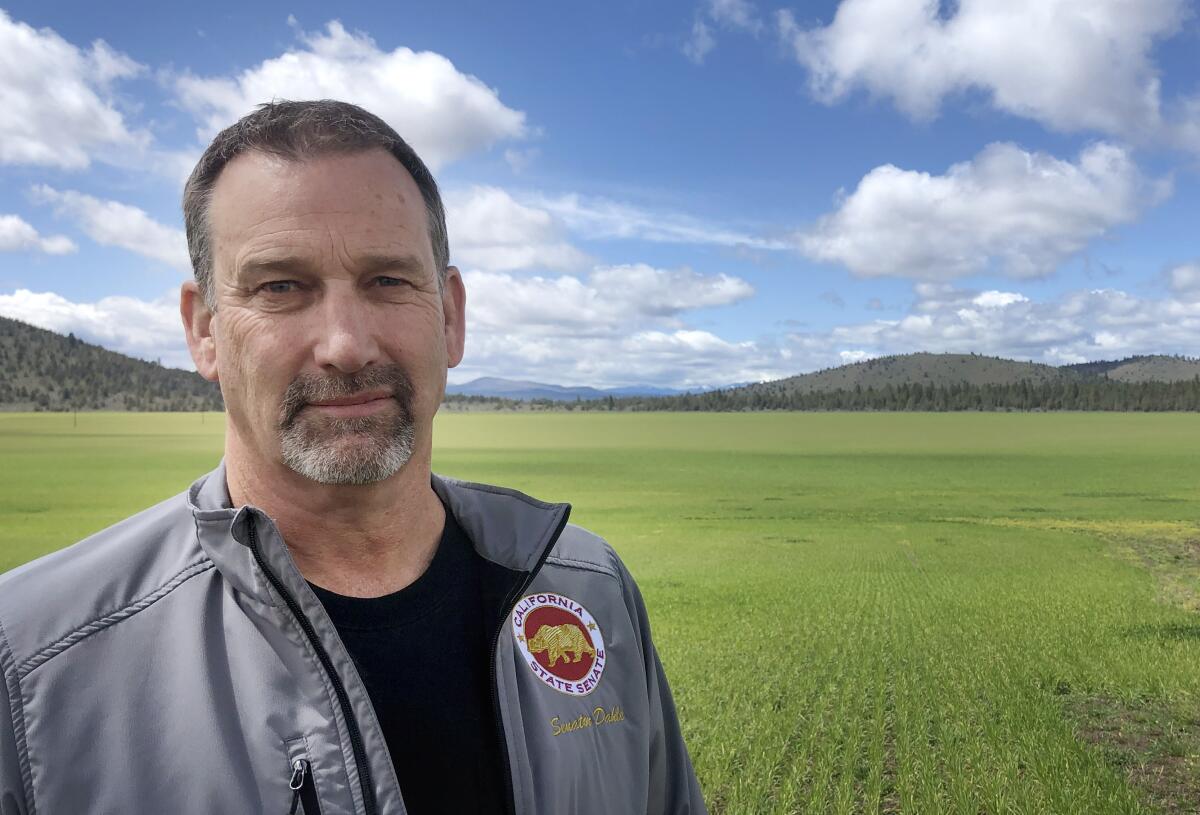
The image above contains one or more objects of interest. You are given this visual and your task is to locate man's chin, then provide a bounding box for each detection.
[279,418,416,486]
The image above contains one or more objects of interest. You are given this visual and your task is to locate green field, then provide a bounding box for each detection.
[2,412,1199,813]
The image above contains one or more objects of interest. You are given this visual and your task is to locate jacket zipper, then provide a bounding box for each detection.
[490,508,572,815]
[248,519,378,815]
[288,757,323,815]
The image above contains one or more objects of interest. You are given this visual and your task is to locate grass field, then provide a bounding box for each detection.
[2,411,1199,813]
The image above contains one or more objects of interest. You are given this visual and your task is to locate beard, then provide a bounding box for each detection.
[277,365,417,485]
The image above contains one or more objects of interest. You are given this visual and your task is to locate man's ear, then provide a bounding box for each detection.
[180,280,219,381]
[442,265,466,369]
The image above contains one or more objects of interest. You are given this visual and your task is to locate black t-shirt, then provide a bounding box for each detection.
[308,510,507,815]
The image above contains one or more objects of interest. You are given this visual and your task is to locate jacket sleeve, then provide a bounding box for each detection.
[615,557,707,815]
[0,623,30,815]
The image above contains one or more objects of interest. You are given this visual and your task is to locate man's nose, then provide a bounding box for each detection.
[312,287,383,373]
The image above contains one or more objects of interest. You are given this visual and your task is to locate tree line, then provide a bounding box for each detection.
[445,377,1200,412]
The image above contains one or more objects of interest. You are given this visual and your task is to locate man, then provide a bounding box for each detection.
[0,100,705,814]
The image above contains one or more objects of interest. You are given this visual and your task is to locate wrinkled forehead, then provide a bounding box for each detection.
[207,148,432,268]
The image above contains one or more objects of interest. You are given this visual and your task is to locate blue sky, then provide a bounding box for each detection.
[1,0,1197,388]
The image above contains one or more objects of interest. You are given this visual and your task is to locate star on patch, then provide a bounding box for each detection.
[587,622,597,631]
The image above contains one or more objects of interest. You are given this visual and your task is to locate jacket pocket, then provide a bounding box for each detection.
[283,737,323,815]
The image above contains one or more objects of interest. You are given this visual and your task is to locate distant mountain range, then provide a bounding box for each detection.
[2,315,1197,411]
[446,377,689,402]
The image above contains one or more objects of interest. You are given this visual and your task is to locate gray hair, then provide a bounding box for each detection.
[182,99,449,308]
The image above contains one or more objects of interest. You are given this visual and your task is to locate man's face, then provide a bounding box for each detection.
[193,148,465,485]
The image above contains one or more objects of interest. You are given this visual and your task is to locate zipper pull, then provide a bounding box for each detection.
[288,758,309,815]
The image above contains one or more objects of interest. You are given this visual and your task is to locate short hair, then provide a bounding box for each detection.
[182,99,449,307]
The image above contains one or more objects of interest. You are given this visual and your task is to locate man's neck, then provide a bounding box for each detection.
[224,436,445,598]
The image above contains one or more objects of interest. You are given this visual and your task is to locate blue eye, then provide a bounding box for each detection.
[375,276,405,287]
[262,281,297,294]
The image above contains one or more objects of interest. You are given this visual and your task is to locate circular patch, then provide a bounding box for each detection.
[512,593,606,696]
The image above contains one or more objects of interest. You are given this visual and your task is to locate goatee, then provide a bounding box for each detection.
[278,365,416,485]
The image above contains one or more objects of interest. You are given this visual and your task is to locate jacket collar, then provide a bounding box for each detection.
[187,461,571,603]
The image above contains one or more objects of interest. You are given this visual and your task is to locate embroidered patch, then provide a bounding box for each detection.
[512,593,606,696]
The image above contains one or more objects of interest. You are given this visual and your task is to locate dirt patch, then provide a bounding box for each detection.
[1066,695,1200,815]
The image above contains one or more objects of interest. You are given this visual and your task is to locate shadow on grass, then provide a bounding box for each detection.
[1124,621,1200,641]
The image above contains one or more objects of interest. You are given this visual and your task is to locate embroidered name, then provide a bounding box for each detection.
[550,705,626,736]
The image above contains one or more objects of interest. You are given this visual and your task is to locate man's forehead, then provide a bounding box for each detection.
[210,149,421,219]
[206,149,430,255]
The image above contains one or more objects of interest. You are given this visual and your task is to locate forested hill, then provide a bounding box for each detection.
[564,353,1200,412]
[0,316,223,411]
[745,353,1069,396]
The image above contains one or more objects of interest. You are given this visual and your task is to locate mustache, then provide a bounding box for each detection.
[279,365,414,428]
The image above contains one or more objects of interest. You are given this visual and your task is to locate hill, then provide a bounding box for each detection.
[576,352,1200,412]
[0,316,223,411]
[741,353,1073,399]
[1062,355,1200,383]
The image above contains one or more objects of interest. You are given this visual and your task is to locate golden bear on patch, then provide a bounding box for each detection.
[527,624,596,667]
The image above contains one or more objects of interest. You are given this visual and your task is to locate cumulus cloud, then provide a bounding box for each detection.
[972,290,1029,309]
[777,0,1193,145]
[30,186,189,271]
[175,20,527,170]
[785,282,1200,370]
[0,10,149,168]
[534,192,788,250]
[448,265,772,387]
[0,288,191,368]
[457,327,788,391]
[446,187,588,273]
[797,142,1167,280]
[0,215,76,255]
[464,264,753,334]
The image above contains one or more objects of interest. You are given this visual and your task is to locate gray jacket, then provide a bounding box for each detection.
[0,464,705,814]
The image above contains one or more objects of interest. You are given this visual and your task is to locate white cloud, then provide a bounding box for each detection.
[446,187,588,273]
[30,186,190,272]
[777,0,1192,144]
[0,10,148,169]
[450,265,769,387]
[175,20,527,170]
[708,0,764,33]
[973,291,1028,309]
[0,215,76,255]
[534,192,788,250]
[464,264,753,334]
[785,282,1200,371]
[683,0,764,64]
[797,142,1167,280]
[0,288,191,368]
[592,265,754,315]
[1167,262,1200,298]
[456,326,787,390]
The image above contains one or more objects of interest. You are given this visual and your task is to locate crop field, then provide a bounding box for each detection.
[2,411,1199,813]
